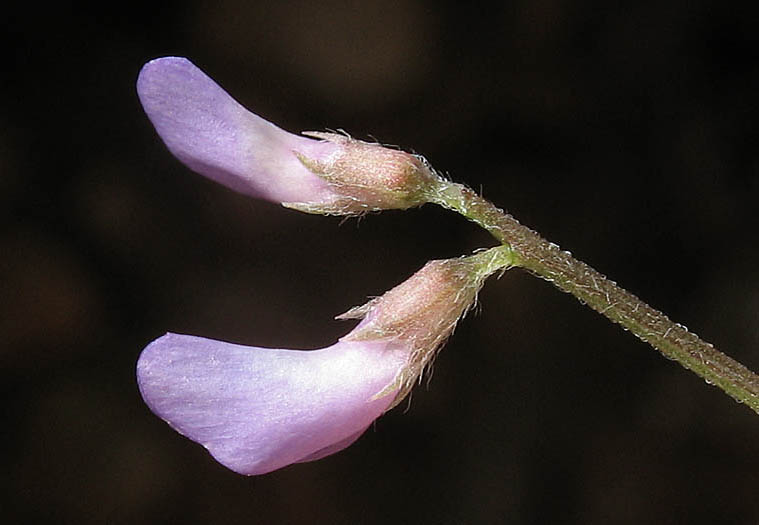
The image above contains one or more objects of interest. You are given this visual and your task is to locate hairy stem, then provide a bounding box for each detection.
[430,181,759,414]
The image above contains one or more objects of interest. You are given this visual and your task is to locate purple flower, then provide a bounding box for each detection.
[136,247,509,475]
[137,334,405,475]
[137,57,438,215]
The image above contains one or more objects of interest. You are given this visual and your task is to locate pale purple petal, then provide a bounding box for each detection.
[136,57,337,203]
[136,333,405,475]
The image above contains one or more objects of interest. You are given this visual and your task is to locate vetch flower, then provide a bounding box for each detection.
[137,56,439,215]
[136,246,513,475]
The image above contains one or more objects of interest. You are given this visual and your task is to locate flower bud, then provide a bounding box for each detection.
[137,57,440,216]
[136,246,512,475]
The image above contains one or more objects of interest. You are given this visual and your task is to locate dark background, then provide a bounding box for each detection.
[3,1,759,523]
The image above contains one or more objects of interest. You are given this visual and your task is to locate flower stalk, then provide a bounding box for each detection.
[429,179,759,414]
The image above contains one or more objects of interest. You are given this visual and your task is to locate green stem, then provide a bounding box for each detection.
[430,180,759,414]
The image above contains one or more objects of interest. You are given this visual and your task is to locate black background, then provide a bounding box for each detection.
[3,1,759,523]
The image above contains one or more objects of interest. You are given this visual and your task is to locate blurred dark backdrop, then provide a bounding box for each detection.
[3,1,759,523]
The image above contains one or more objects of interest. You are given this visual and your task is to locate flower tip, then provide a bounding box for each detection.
[137,56,335,204]
[136,332,402,475]
[136,57,200,116]
[137,55,192,81]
